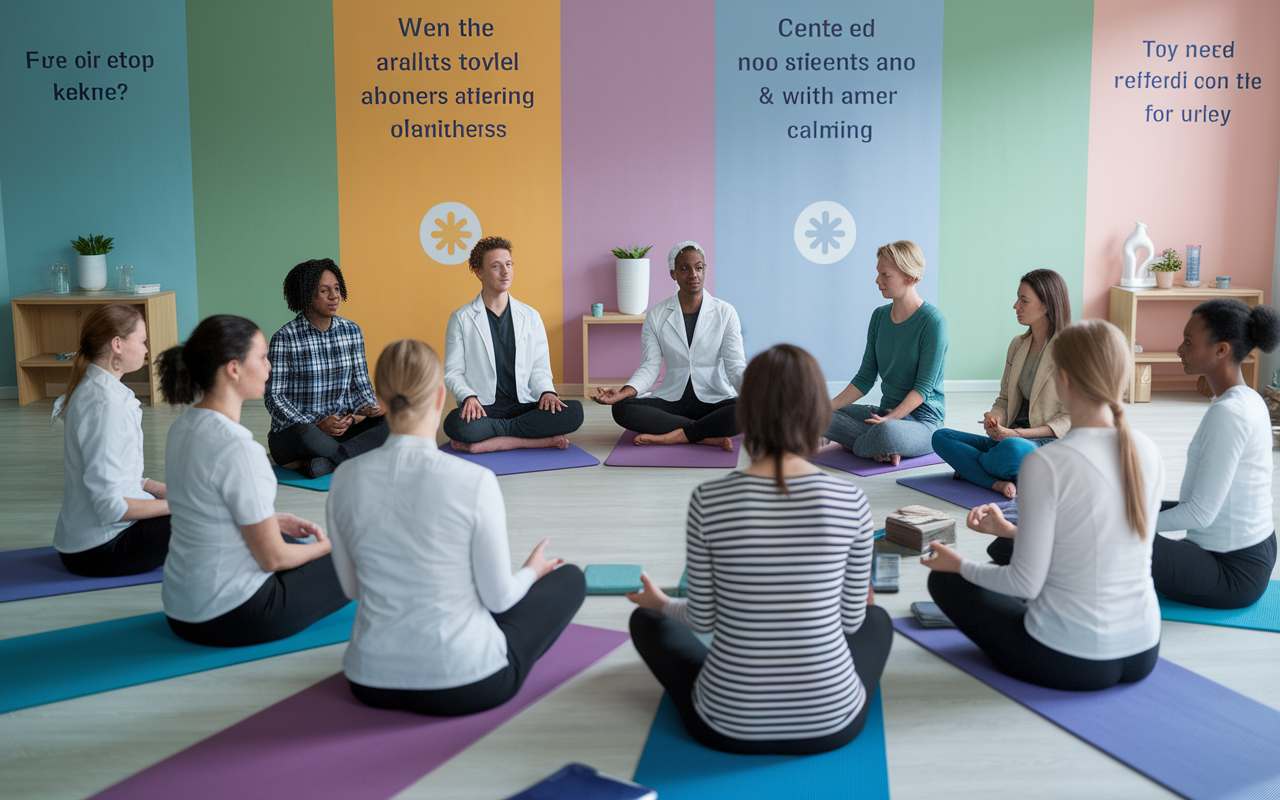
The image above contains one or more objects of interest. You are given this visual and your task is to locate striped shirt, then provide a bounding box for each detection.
[664,471,875,740]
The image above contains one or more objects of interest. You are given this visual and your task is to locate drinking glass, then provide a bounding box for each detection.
[117,264,134,292]
[51,263,70,294]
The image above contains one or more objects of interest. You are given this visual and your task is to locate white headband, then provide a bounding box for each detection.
[668,241,705,270]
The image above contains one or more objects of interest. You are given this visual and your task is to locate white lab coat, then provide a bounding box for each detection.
[625,292,745,402]
[444,293,556,405]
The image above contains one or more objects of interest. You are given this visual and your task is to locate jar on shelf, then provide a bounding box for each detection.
[51,263,70,294]
[116,264,134,292]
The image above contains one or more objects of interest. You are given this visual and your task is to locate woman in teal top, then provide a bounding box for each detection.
[827,241,947,465]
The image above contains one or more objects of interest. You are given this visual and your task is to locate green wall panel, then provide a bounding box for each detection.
[938,0,1094,380]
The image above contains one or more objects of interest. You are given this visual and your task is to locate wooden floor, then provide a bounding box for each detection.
[1,391,1277,800]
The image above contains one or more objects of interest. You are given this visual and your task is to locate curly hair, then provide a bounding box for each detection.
[468,236,513,272]
[283,258,348,315]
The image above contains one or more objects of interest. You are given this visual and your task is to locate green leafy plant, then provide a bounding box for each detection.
[70,234,115,256]
[1152,247,1182,272]
[611,245,652,260]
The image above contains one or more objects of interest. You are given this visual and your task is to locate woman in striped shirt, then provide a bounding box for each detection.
[627,344,892,755]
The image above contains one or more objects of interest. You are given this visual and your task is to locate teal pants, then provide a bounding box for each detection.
[931,428,1053,489]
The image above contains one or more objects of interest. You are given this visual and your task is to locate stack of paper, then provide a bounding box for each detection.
[885,505,956,553]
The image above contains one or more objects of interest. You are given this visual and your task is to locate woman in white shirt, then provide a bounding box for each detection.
[924,320,1164,691]
[329,338,585,716]
[1153,300,1279,609]
[156,315,348,647]
[594,241,746,451]
[55,304,171,577]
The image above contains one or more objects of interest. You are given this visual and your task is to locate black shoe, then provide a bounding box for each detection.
[300,457,335,479]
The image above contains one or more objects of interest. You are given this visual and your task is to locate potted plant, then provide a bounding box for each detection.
[1151,247,1182,289]
[71,234,115,291]
[612,245,653,315]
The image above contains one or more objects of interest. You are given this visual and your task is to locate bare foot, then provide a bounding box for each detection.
[873,453,902,466]
[698,436,735,452]
[993,480,1017,499]
[452,435,569,453]
[633,429,688,446]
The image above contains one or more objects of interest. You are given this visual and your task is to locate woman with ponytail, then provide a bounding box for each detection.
[923,320,1164,691]
[327,339,584,715]
[157,316,347,646]
[1154,300,1279,609]
[54,304,171,576]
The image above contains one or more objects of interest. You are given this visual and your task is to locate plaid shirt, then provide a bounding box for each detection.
[264,315,378,432]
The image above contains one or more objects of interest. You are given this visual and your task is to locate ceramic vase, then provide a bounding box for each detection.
[1154,271,1175,289]
[616,258,650,315]
[1120,222,1156,289]
[77,254,107,291]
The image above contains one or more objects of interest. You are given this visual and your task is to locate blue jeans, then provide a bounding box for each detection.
[825,404,938,459]
[931,428,1054,489]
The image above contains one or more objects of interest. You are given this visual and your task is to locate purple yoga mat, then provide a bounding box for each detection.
[91,624,629,800]
[439,442,600,475]
[894,617,1280,800]
[604,431,742,468]
[0,547,161,602]
[896,472,1006,508]
[810,444,945,476]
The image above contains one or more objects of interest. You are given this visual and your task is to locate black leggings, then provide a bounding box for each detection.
[349,565,586,716]
[1151,500,1275,611]
[927,571,1159,691]
[167,552,349,647]
[58,515,172,577]
[267,415,389,468]
[629,604,894,755]
[611,381,737,442]
[442,399,584,444]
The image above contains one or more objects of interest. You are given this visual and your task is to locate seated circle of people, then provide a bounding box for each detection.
[932,269,1073,507]
[1152,300,1279,609]
[827,241,947,466]
[53,304,172,577]
[328,338,586,716]
[593,241,746,451]
[264,258,389,479]
[443,236,584,453]
[156,315,349,647]
[923,319,1165,692]
[626,344,893,755]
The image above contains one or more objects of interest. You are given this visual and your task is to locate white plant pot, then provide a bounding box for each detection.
[77,254,107,291]
[1154,271,1175,289]
[616,258,650,315]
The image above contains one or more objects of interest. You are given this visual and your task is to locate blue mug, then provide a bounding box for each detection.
[591,303,604,317]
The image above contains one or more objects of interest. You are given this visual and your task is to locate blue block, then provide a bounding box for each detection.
[585,565,643,595]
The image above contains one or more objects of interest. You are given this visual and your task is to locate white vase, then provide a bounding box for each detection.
[1120,222,1156,289]
[77,254,107,291]
[616,258,650,315]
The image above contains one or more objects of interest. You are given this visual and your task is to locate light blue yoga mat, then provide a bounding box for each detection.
[0,603,356,713]
[633,690,890,800]
[272,465,332,491]
[1159,580,1280,632]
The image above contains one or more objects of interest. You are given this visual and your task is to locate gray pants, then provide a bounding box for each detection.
[825,404,937,459]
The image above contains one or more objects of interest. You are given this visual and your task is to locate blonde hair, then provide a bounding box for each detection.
[876,240,925,282]
[374,339,443,420]
[1052,320,1147,536]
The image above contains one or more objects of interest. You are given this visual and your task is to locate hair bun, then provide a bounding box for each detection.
[1247,304,1280,354]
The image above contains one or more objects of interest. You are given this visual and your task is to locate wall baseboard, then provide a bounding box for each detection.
[944,380,1001,393]
[0,387,17,400]
[554,380,1001,399]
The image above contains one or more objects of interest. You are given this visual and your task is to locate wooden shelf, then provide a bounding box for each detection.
[19,353,77,367]
[1134,351,1256,364]
[582,312,646,325]
[582,312,647,398]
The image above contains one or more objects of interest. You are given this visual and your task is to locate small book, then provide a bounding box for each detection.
[885,505,956,553]
[504,763,656,800]
[584,564,643,595]
[132,284,160,295]
[911,601,956,628]
[872,553,899,593]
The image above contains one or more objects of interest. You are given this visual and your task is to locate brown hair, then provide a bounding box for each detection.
[737,344,832,494]
[1019,269,1072,341]
[60,303,144,416]
[374,338,443,421]
[1052,319,1147,536]
[468,235,513,273]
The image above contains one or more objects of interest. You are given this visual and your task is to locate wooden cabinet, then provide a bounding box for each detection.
[11,291,178,406]
[581,312,645,397]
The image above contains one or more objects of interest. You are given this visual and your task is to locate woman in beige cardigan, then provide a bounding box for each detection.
[932,270,1071,500]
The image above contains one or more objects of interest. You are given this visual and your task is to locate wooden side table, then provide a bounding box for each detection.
[581,312,646,397]
[11,290,178,406]
[1109,285,1264,403]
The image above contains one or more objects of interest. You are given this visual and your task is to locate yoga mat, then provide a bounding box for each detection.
[893,617,1280,800]
[91,624,630,800]
[585,564,643,594]
[604,431,742,468]
[0,546,162,602]
[273,465,332,492]
[1159,580,1280,632]
[0,603,357,714]
[440,442,600,475]
[811,444,945,476]
[632,689,890,800]
[896,472,1005,508]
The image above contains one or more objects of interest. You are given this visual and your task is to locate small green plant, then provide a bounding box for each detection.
[1152,247,1182,272]
[611,245,653,260]
[70,234,115,256]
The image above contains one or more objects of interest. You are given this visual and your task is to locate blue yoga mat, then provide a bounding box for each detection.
[894,616,1280,800]
[0,546,162,602]
[1159,580,1280,632]
[440,442,600,475]
[0,603,356,713]
[272,465,332,491]
[632,690,890,800]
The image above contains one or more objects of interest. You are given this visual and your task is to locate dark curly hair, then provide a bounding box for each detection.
[283,258,348,315]
[1194,299,1280,364]
[468,236,513,272]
